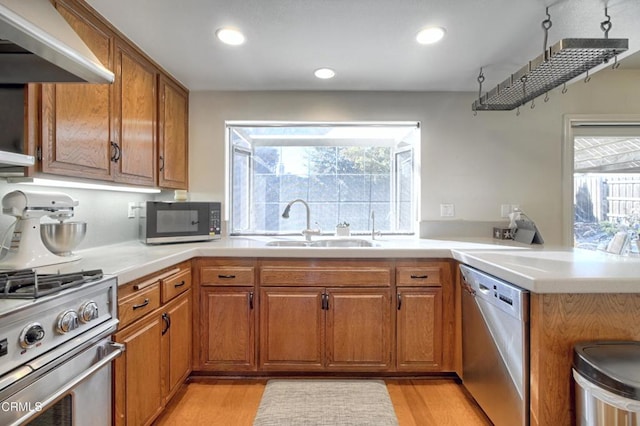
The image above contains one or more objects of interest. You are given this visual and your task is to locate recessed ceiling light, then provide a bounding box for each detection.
[314,68,336,79]
[416,27,446,45]
[216,28,246,46]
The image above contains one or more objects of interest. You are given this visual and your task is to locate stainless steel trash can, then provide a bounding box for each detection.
[573,341,640,425]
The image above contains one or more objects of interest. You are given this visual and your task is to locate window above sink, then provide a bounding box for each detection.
[227,121,420,237]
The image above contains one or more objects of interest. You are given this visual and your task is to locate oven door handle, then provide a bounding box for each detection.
[35,342,124,415]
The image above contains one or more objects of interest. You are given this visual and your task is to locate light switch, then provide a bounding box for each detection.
[440,204,455,217]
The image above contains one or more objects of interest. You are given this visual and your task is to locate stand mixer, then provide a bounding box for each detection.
[0,190,83,270]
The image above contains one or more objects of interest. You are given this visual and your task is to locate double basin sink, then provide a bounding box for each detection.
[266,238,378,248]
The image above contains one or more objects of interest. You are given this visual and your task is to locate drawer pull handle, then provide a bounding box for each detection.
[174,280,186,288]
[218,274,236,279]
[410,275,428,279]
[132,298,150,310]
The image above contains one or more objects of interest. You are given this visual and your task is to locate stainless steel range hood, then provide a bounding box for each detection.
[0,0,114,84]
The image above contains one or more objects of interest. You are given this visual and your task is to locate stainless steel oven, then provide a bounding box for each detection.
[0,270,122,426]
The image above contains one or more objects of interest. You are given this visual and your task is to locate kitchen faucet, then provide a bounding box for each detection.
[371,210,381,240]
[282,199,321,241]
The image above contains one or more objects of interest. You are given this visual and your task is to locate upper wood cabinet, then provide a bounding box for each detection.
[158,75,189,189]
[36,0,188,189]
[112,40,157,186]
[41,1,114,180]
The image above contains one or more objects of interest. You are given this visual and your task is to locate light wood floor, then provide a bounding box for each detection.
[155,379,491,426]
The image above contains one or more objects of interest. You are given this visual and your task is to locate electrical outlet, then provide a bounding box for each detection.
[500,204,511,218]
[440,204,455,217]
[128,202,137,219]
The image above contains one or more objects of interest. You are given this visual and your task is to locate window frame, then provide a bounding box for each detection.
[226,120,420,237]
[562,114,640,246]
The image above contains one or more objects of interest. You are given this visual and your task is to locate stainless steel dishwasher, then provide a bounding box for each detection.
[459,264,530,426]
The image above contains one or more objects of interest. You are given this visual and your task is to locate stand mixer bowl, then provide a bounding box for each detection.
[40,221,87,256]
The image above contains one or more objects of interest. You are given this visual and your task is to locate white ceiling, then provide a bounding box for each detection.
[85,0,640,92]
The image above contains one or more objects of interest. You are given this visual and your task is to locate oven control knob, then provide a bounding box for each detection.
[57,310,79,334]
[79,301,99,323]
[19,323,45,349]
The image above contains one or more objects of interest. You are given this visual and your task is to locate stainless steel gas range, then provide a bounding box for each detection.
[0,269,122,426]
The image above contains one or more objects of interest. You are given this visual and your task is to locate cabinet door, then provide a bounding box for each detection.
[113,314,163,426]
[158,75,188,189]
[201,287,256,371]
[396,287,443,371]
[325,288,392,370]
[259,287,324,370]
[41,2,113,180]
[162,290,192,403]
[113,41,157,185]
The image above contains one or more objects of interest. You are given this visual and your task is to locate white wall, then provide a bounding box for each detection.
[0,182,155,250]
[189,67,640,246]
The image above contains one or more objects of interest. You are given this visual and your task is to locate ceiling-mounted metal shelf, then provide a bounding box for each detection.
[472,38,628,111]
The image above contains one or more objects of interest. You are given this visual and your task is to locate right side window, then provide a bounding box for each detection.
[573,125,640,253]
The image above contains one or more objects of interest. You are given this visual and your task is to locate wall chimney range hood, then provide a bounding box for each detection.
[0,0,114,84]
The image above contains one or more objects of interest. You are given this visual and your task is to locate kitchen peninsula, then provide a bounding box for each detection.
[61,236,640,426]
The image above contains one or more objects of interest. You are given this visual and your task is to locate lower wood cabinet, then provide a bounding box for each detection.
[200,287,256,370]
[259,287,324,370]
[161,290,192,403]
[258,258,393,372]
[396,287,443,370]
[113,263,192,426]
[191,258,455,376]
[395,260,454,372]
[195,258,257,371]
[259,287,391,371]
[114,309,163,426]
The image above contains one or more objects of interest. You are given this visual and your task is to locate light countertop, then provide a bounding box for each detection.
[40,236,640,294]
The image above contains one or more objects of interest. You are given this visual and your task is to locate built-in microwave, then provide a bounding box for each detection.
[140,201,221,244]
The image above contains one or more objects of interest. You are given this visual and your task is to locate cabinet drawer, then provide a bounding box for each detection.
[162,269,192,303]
[396,267,441,286]
[261,267,391,287]
[200,267,255,286]
[118,284,161,328]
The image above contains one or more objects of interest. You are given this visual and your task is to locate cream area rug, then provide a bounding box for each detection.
[253,379,399,426]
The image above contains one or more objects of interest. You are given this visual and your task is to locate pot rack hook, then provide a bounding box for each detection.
[477,67,485,100]
[516,106,521,117]
[541,7,553,54]
[544,92,550,103]
[601,7,612,39]
[612,54,620,69]
[584,69,591,83]
[530,98,535,109]
[562,82,568,94]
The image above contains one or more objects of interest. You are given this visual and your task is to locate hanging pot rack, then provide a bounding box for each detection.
[472,8,628,112]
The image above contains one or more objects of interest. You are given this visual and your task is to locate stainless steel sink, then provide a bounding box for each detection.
[265,238,377,247]
[310,239,376,247]
[265,240,312,247]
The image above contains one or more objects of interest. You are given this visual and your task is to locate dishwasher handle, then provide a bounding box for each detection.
[478,283,491,293]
